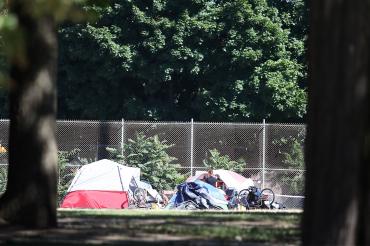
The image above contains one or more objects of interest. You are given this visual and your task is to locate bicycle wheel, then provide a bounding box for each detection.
[133,188,147,206]
[238,189,250,209]
[260,188,275,207]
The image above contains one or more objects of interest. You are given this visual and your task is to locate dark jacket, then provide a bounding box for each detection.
[205,175,217,187]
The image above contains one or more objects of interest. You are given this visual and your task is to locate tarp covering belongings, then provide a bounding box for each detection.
[166,180,229,210]
[187,169,254,192]
[61,159,160,209]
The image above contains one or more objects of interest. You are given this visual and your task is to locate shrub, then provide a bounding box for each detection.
[202,149,246,173]
[280,139,305,194]
[0,165,7,194]
[107,132,184,191]
[271,134,305,195]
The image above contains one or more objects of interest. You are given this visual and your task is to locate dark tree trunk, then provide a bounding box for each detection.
[97,121,109,160]
[303,0,370,245]
[0,2,58,228]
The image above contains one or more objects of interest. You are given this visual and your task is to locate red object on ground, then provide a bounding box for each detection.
[215,181,224,188]
[61,190,129,209]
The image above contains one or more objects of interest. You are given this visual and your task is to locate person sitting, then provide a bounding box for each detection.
[204,169,218,187]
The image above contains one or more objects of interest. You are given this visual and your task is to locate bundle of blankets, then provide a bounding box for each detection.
[166,180,229,210]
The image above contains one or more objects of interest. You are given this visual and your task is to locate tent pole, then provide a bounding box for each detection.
[117,166,125,191]
[121,118,125,158]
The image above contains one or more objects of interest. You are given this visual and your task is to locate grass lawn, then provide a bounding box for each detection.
[0,209,302,245]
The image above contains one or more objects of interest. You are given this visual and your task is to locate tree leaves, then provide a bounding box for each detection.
[52,0,306,121]
[203,148,246,173]
[107,132,184,191]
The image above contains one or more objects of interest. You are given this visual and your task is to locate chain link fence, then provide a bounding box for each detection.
[0,119,306,208]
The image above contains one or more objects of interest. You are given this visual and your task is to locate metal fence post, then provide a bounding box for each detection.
[262,119,266,189]
[121,118,125,157]
[190,118,194,176]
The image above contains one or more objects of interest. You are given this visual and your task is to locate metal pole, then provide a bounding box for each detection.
[262,119,266,189]
[190,118,194,176]
[121,118,125,157]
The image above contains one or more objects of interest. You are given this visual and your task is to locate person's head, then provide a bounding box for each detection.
[207,169,214,175]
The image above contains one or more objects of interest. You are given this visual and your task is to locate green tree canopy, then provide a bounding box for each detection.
[57,0,307,122]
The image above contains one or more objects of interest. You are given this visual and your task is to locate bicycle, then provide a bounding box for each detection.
[238,186,275,209]
[131,187,148,208]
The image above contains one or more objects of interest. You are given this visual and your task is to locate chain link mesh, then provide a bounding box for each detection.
[123,121,192,167]
[263,124,306,208]
[193,122,263,169]
[57,120,122,162]
[0,119,306,208]
[0,120,9,194]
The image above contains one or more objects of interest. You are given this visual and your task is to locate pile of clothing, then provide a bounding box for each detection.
[166,180,228,210]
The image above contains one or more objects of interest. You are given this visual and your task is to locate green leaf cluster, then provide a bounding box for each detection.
[0,0,110,118]
[274,135,305,195]
[281,138,304,169]
[56,0,308,122]
[203,148,246,173]
[0,165,6,193]
[107,132,184,191]
[281,138,304,194]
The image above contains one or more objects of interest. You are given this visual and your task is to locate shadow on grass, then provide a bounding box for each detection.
[0,210,302,245]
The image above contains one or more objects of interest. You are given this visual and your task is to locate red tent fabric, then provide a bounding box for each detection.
[61,190,129,209]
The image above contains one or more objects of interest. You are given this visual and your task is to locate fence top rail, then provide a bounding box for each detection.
[56,120,263,125]
[244,167,305,171]
[56,119,122,124]
[0,119,306,127]
[265,123,306,127]
[122,121,191,125]
[193,121,262,126]
[55,120,193,124]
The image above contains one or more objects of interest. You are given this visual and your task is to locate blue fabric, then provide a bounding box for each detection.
[193,180,226,201]
[168,181,228,210]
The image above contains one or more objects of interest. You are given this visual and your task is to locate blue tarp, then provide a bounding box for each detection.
[166,180,228,210]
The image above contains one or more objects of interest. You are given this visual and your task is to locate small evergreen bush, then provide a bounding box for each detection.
[202,149,246,173]
[107,132,184,191]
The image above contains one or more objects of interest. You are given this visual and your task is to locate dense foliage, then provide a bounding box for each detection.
[0,35,9,118]
[107,132,184,191]
[280,138,304,194]
[0,165,6,193]
[203,148,246,173]
[0,0,308,121]
[53,0,307,122]
[272,134,305,195]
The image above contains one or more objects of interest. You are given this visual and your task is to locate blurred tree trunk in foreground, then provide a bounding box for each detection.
[303,0,369,245]
[0,1,58,228]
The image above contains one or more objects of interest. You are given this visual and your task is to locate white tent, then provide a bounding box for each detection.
[61,159,141,209]
[67,159,140,193]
